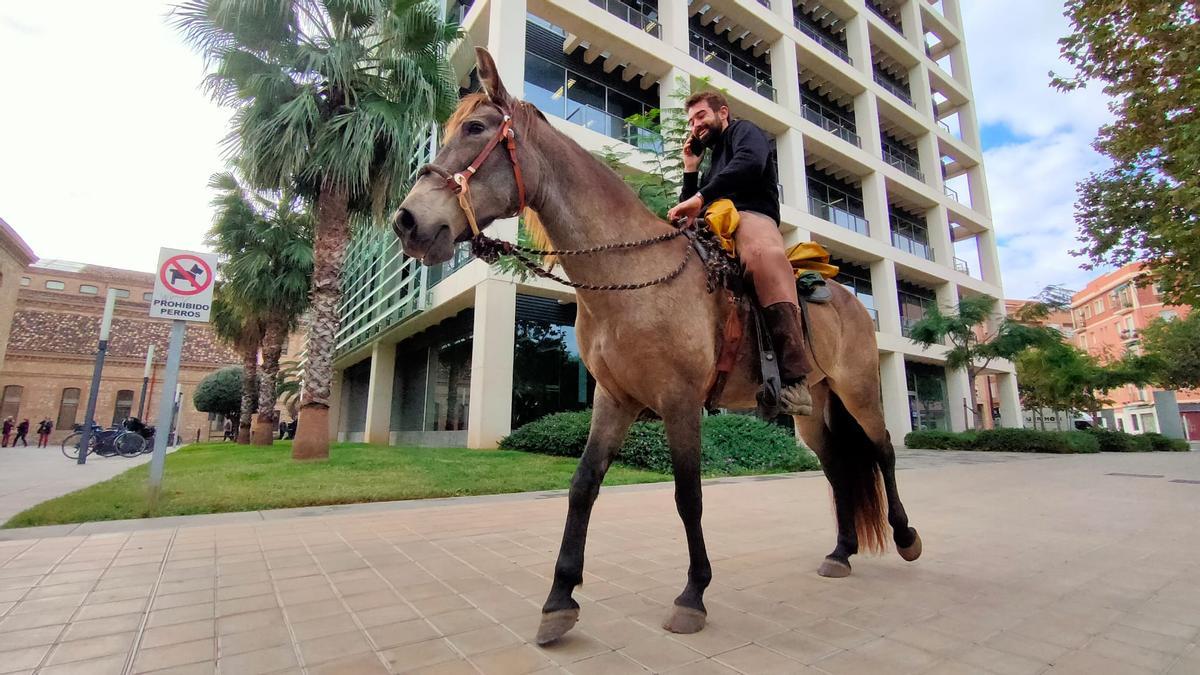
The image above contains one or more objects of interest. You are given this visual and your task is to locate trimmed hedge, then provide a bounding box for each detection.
[500,410,820,475]
[906,426,1190,454]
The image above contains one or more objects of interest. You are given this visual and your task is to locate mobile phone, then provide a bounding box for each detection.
[686,133,702,156]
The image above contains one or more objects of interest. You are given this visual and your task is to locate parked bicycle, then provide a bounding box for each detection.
[61,418,156,460]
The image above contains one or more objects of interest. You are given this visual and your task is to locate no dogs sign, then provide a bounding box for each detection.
[149,248,218,322]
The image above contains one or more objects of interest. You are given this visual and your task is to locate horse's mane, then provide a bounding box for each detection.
[443,92,556,262]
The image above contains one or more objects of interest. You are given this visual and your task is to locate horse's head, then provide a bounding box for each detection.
[393,47,538,264]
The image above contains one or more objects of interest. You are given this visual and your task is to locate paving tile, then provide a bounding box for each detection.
[38,653,127,675]
[757,629,841,664]
[298,630,373,666]
[355,602,420,628]
[217,623,291,657]
[216,608,283,635]
[141,618,215,650]
[427,608,495,636]
[381,638,459,672]
[0,624,65,651]
[61,612,144,641]
[0,643,52,673]
[153,590,215,611]
[617,634,703,672]
[215,644,298,675]
[564,651,647,675]
[469,644,553,675]
[716,643,819,674]
[215,593,278,617]
[290,612,359,641]
[131,637,214,673]
[307,652,391,675]
[368,618,442,649]
[45,631,136,666]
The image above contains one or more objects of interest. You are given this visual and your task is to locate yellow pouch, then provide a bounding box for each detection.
[703,199,740,255]
[703,199,840,279]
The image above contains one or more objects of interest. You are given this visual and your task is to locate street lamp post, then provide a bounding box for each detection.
[137,344,155,419]
[77,289,118,465]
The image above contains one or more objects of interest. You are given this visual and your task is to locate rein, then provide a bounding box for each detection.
[417,102,700,292]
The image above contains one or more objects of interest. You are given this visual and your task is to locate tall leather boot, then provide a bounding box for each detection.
[762,302,814,416]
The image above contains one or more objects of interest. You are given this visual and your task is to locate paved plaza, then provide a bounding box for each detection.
[0,449,1197,674]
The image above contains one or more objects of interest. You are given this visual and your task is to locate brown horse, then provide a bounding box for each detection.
[394,48,921,644]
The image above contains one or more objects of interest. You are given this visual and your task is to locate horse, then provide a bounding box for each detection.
[393,47,921,645]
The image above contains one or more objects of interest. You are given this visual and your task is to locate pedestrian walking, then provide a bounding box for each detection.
[13,419,28,447]
[2,417,12,447]
[36,418,53,447]
[222,417,234,442]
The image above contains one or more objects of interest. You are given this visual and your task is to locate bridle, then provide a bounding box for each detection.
[417,106,526,238]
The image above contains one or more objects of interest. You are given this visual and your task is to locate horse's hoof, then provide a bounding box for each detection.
[898,529,922,562]
[818,557,852,578]
[535,608,580,645]
[663,605,707,634]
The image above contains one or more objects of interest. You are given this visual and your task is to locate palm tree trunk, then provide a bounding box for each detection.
[293,184,351,460]
[239,344,258,445]
[251,318,285,446]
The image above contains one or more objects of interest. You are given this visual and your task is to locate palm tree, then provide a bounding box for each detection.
[206,172,312,446]
[173,0,460,459]
[211,285,262,444]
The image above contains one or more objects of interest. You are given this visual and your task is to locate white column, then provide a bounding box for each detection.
[771,38,801,112]
[899,0,925,51]
[935,281,970,432]
[925,205,954,267]
[871,259,902,336]
[880,351,913,444]
[853,90,882,158]
[917,130,941,190]
[967,164,992,218]
[862,172,889,244]
[909,64,935,121]
[659,65,690,112]
[466,278,517,448]
[942,0,963,28]
[774,0,795,25]
[658,0,690,55]
[364,342,396,445]
[776,128,808,210]
[330,368,345,440]
[996,370,1022,429]
[977,230,1002,288]
[845,13,871,76]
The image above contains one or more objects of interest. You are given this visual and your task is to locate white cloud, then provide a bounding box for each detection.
[961,0,1115,299]
[0,1,231,273]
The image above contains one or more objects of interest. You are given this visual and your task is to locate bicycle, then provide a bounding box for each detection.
[61,424,145,460]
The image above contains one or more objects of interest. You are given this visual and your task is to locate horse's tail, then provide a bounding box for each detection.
[825,392,888,554]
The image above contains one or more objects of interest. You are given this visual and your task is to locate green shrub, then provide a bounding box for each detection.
[1141,432,1190,452]
[499,411,592,457]
[1086,427,1135,452]
[904,430,975,450]
[1128,433,1155,452]
[501,410,819,475]
[971,428,1099,454]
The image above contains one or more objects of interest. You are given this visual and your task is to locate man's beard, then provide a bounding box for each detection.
[696,120,723,148]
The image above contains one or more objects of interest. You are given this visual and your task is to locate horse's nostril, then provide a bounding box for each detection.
[394,208,416,235]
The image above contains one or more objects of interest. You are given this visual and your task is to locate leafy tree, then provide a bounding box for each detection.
[1053,1,1200,306]
[210,284,262,443]
[173,0,460,460]
[907,294,1062,428]
[1139,311,1200,390]
[206,171,312,445]
[193,366,246,422]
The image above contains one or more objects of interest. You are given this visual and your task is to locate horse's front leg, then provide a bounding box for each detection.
[536,387,640,645]
[661,405,712,634]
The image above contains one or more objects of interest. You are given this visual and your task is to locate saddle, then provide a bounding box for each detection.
[691,205,837,418]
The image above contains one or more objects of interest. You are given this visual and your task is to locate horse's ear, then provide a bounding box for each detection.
[474,47,512,108]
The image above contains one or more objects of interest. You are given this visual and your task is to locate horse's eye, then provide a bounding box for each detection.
[466,121,486,135]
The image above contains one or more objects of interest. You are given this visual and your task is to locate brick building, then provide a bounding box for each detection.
[1072,263,1197,439]
[0,256,240,444]
[0,219,38,374]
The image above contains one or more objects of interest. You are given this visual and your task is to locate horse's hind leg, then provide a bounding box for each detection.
[660,403,712,634]
[536,387,640,645]
[795,384,859,577]
[836,389,921,562]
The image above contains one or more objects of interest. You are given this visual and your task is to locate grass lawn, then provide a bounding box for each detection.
[4,441,671,529]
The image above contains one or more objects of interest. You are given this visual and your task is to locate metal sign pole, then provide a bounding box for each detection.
[77,289,118,465]
[148,320,186,503]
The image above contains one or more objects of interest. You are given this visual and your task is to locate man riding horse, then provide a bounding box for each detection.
[666,91,813,416]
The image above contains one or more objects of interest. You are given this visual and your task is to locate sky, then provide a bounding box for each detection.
[0,1,1111,299]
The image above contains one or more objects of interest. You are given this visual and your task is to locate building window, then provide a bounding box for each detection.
[512,295,595,428]
[906,361,948,431]
[45,280,65,291]
[112,390,135,426]
[1131,415,1140,431]
[834,262,878,329]
[0,385,22,420]
[79,284,99,295]
[143,292,154,302]
[1094,298,1104,314]
[113,289,130,299]
[20,276,29,286]
[57,388,80,429]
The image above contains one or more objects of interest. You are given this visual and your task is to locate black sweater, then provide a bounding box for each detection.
[680,119,780,225]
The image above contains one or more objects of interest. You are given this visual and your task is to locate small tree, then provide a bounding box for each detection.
[908,293,1063,428]
[193,366,246,426]
[1139,312,1200,391]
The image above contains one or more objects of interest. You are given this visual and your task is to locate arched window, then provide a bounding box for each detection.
[57,388,81,429]
[0,385,23,420]
[112,390,135,426]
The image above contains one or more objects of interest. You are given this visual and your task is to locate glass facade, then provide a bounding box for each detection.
[833,261,878,330]
[881,133,923,181]
[800,85,860,147]
[794,6,850,64]
[512,317,594,428]
[890,207,933,261]
[898,282,935,337]
[807,168,869,235]
[906,361,948,431]
[688,16,775,101]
